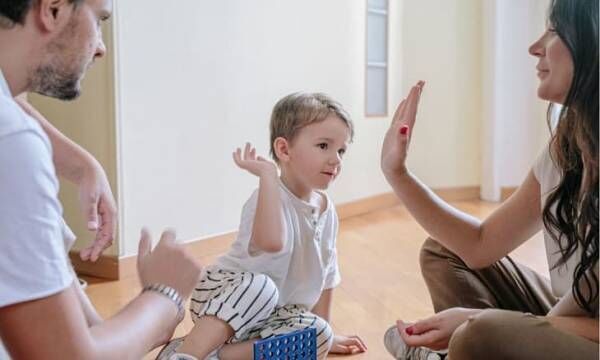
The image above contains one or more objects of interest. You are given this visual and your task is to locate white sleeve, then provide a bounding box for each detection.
[532,147,547,182]
[532,146,559,185]
[323,248,341,289]
[0,130,73,308]
[323,213,341,289]
[548,262,599,317]
[237,189,260,255]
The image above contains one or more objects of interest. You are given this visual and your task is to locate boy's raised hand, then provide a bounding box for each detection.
[380,81,425,179]
[233,142,278,178]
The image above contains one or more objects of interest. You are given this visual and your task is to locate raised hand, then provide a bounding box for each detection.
[380,81,425,179]
[232,142,278,178]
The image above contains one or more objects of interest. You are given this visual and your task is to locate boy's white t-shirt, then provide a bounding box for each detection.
[214,181,341,310]
[0,69,75,354]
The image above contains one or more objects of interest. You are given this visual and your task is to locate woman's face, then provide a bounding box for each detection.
[529,27,574,104]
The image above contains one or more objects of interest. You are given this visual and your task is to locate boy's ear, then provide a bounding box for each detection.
[36,0,73,33]
[273,137,291,162]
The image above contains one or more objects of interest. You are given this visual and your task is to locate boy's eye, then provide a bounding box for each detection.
[317,143,328,150]
[338,149,346,156]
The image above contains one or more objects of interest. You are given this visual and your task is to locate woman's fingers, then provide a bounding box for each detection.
[397,319,441,348]
[392,99,407,125]
[405,81,425,128]
[409,317,437,335]
[391,80,425,137]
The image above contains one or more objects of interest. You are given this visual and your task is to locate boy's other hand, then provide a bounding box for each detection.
[330,334,368,355]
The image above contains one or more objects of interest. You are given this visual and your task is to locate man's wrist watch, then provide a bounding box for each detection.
[142,283,185,321]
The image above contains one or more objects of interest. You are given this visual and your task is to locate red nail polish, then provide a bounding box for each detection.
[400,126,409,135]
[406,326,414,335]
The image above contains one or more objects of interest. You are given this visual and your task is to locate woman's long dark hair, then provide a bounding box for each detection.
[543,0,598,316]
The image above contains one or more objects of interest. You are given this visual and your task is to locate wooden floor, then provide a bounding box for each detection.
[84,200,548,359]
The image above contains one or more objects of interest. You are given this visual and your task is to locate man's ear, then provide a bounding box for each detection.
[273,137,291,163]
[36,0,74,32]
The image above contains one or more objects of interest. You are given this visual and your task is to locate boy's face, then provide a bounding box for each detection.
[285,114,351,190]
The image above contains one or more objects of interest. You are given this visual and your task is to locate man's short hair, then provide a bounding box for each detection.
[0,0,83,28]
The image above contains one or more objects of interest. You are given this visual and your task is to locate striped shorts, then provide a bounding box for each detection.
[190,269,334,359]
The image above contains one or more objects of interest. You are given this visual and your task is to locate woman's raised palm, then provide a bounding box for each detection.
[381,81,425,178]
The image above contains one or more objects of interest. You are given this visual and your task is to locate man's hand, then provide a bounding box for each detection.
[78,162,117,261]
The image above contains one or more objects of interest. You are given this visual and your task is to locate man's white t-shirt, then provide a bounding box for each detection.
[214,181,341,310]
[0,70,75,357]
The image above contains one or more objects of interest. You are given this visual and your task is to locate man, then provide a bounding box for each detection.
[0,1,202,358]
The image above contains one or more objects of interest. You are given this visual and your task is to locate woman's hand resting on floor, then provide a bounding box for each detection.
[395,307,482,350]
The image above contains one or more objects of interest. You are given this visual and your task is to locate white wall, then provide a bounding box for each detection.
[113,0,486,256]
[481,0,550,200]
[399,0,483,188]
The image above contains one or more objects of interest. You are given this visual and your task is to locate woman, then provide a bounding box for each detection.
[381,0,598,358]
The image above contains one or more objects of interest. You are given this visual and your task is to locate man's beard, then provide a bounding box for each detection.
[29,16,84,101]
[30,63,82,101]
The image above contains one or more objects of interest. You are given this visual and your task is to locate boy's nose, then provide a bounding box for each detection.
[329,154,341,165]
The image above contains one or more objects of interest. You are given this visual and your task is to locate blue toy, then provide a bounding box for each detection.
[253,328,317,360]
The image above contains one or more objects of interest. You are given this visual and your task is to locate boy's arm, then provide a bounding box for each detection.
[233,143,284,253]
[251,171,284,252]
[312,288,333,321]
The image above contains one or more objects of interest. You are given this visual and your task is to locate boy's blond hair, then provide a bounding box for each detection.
[269,92,354,162]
